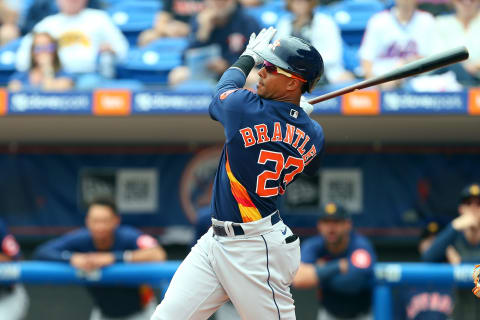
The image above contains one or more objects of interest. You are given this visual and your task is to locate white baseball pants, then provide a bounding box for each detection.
[151,213,300,320]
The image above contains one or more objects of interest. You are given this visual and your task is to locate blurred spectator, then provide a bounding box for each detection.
[16,0,128,90]
[434,0,480,86]
[422,183,480,319]
[137,0,205,47]
[0,0,20,45]
[0,218,29,320]
[20,0,102,35]
[395,221,454,320]
[359,0,437,90]
[34,198,167,320]
[292,202,376,320]
[8,32,73,91]
[275,0,355,84]
[167,0,260,87]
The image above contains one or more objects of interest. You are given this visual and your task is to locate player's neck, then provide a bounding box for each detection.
[275,94,300,106]
[326,235,350,254]
[93,237,114,250]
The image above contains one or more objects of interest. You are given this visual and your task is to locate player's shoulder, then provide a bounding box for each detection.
[116,225,142,237]
[60,228,91,243]
[301,235,325,250]
[216,87,260,110]
[351,232,375,251]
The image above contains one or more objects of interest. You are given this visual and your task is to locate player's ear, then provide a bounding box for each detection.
[285,78,301,92]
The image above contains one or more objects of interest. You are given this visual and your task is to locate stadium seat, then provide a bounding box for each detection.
[245,2,288,28]
[342,41,362,76]
[0,38,21,85]
[324,0,385,47]
[108,0,162,46]
[116,38,188,85]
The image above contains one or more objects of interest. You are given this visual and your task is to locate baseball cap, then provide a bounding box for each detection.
[318,202,350,220]
[459,183,480,203]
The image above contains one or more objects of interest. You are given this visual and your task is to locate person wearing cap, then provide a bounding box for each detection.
[292,202,376,320]
[422,183,480,319]
[396,221,454,319]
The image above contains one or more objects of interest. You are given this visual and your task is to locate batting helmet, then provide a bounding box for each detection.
[256,36,324,93]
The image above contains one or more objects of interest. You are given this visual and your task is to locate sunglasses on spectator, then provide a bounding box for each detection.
[33,44,56,54]
[262,61,306,83]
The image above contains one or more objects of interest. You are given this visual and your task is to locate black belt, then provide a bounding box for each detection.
[212,211,281,237]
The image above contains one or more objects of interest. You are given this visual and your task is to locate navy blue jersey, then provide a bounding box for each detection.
[422,224,480,263]
[34,226,158,318]
[208,68,324,223]
[394,286,453,320]
[301,232,376,318]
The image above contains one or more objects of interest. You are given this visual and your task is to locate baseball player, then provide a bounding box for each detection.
[34,198,167,320]
[292,203,376,320]
[422,183,480,319]
[152,27,325,320]
[0,218,29,320]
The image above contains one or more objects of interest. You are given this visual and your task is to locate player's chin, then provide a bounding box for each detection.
[256,83,265,97]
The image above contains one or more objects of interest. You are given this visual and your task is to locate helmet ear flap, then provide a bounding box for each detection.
[307,76,321,93]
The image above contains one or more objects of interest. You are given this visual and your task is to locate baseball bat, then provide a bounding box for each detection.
[308,46,469,105]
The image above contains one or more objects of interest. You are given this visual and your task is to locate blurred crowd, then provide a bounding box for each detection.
[0,0,477,92]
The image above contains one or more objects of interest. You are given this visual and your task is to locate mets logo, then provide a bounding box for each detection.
[270,40,281,51]
[179,146,222,223]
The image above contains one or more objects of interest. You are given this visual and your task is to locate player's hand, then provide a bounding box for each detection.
[339,258,349,274]
[70,253,96,272]
[473,264,480,298]
[452,212,480,231]
[242,27,276,65]
[300,96,313,116]
[88,252,116,269]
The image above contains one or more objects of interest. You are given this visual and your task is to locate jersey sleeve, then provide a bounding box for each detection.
[33,230,89,262]
[209,69,260,139]
[0,221,21,260]
[421,224,458,262]
[300,236,323,263]
[302,121,325,176]
[119,227,159,250]
[325,237,376,294]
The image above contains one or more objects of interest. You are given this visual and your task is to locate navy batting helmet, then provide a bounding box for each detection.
[256,36,324,93]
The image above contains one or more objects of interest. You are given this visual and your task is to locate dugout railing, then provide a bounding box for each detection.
[0,262,476,319]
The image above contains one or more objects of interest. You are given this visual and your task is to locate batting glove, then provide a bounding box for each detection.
[473,264,480,298]
[242,27,276,65]
[300,96,313,116]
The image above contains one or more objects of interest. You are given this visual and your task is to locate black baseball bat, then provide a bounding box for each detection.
[308,46,469,105]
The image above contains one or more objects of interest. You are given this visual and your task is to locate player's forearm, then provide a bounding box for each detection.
[327,269,373,294]
[125,247,167,262]
[315,260,341,282]
[215,56,255,93]
[421,224,458,262]
[33,247,72,262]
